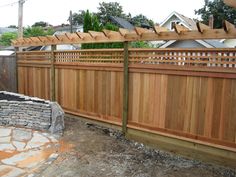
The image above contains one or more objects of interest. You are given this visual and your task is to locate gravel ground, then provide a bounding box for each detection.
[38,116,236,177]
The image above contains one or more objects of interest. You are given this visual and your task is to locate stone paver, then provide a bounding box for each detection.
[12,129,32,142]
[0,165,25,177]
[0,126,60,177]
[2,149,42,167]
[0,128,12,137]
[12,141,26,151]
[0,137,11,143]
[25,132,50,149]
[0,144,16,152]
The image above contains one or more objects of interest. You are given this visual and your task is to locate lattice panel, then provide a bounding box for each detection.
[54,49,124,64]
[129,49,236,68]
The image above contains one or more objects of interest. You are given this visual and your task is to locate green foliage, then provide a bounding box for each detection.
[7,25,17,29]
[130,41,152,48]
[131,14,154,27]
[0,32,17,46]
[104,22,119,31]
[23,26,54,38]
[97,2,126,25]
[71,10,86,25]
[195,0,236,28]
[32,21,49,27]
[82,11,123,49]
[82,10,98,49]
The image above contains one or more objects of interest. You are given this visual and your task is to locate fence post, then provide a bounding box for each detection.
[50,45,56,101]
[122,41,129,134]
[15,47,19,93]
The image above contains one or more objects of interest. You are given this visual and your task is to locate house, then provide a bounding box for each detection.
[0,46,15,56]
[110,16,134,30]
[159,11,227,48]
[39,24,82,51]
[221,39,236,48]
[0,27,17,36]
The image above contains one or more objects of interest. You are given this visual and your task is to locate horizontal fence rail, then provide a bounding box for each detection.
[17,51,51,65]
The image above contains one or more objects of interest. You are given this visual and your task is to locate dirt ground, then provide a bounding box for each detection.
[37,116,235,177]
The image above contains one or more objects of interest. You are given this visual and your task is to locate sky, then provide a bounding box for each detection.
[0,0,205,27]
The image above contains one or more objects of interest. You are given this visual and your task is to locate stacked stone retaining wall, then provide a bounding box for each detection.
[0,91,64,133]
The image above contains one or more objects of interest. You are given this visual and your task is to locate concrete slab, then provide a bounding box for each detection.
[0,128,12,137]
[0,165,25,177]
[12,129,32,142]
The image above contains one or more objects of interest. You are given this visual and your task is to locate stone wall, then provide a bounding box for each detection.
[0,91,64,133]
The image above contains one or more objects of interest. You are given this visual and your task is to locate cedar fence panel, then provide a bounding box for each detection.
[0,55,17,92]
[16,48,236,150]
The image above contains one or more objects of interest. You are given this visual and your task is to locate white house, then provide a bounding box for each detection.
[159,11,227,48]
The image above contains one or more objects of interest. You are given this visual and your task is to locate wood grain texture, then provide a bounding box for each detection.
[17,66,50,100]
[16,49,236,150]
[128,69,236,148]
[55,67,123,124]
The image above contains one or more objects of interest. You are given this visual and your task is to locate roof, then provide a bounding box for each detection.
[174,12,197,30]
[44,25,83,33]
[0,27,17,35]
[160,11,197,30]
[160,39,227,48]
[110,16,134,30]
[0,50,15,56]
[203,40,227,48]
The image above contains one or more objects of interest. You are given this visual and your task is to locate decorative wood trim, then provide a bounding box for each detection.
[224,0,236,8]
[197,22,210,33]
[223,20,235,33]
[174,24,189,34]
[12,27,236,47]
[153,26,169,34]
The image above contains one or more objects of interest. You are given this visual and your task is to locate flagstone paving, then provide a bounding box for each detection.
[0,126,60,177]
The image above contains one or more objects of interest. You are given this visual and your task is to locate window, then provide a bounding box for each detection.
[171,21,180,30]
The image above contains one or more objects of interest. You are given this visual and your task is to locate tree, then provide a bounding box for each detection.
[23,26,54,38]
[8,25,17,29]
[83,10,93,33]
[0,32,17,46]
[131,14,154,27]
[195,0,236,28]
[71,10,86,25]
[82,10,123,49]
[97,2,126,25]
[32,21,49,27]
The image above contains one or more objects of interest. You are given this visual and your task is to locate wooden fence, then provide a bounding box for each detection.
[0,55,17,92]
[17,48,236,152]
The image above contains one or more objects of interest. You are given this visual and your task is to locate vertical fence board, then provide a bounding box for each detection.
[0,56,17,92]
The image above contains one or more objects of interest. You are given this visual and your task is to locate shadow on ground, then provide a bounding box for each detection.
[39,116,236,177]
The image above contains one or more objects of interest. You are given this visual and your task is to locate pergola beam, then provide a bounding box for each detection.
[174,24,189,34]
[224,0,236,8]
[197,22,210,33]
[153,26,169,34]
[11,23,236,47]
[223,20,235,33]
